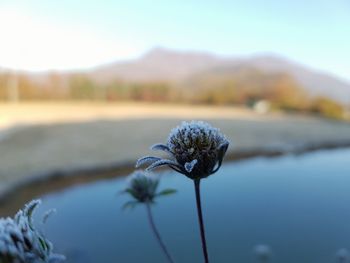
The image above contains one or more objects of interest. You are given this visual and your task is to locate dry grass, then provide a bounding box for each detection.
[0,102,277,130]
[1,102,350,195]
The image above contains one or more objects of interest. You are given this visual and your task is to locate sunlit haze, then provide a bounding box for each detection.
[0,0,349,81]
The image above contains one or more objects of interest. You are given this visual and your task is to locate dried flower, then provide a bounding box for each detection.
[122,171,177,263]
[136,121,229,263]
[0,200,65,263]
[122,171,176,208]
[136,121,229,180]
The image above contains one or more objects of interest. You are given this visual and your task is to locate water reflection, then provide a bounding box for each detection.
[6,149,350,262]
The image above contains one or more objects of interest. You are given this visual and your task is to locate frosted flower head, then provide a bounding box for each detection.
[124,171,159,203]
[123,171,176,208]
[136,121,229,179]
[254,244,271,262]
[0,200,65,263]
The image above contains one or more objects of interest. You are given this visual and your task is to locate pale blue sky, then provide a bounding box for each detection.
[0,0,349,81]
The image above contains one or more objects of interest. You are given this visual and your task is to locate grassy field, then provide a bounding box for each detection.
[1,102,350,196]
[0,102,267,129]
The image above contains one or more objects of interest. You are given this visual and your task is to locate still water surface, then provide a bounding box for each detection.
[34,149,350,263]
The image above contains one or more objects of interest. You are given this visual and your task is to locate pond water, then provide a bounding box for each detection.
[32,148,350,263]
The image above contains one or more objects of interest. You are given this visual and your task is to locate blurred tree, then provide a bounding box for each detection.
[311,97,345,120]
[0,68,346,121]
[264,73,309,112]
[7,72,19,102]
[69,74,98,100]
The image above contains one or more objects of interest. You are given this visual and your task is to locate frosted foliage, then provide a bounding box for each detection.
[150,144,171,152]
[167,121,227,152]
[145,159,180,172]
[184,159,198,173]
[136,156,161,168]
[123,171,177,207]
[137,121,229,179]
[0,200,65,263]
[125,171,159,203]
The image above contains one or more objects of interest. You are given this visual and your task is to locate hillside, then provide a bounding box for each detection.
[91,47,222,82]
[1,47,350,104]
[91,48,350,104]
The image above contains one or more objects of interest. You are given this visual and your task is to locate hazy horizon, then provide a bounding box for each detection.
[0,1,349,82]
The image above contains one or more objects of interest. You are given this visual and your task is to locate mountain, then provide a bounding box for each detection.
[91,48,350,104]
[234,55,350,103]
[91,47,222,82]
[1,47,350,104]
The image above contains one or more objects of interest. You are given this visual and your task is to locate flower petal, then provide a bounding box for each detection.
[122,201,140,210]
[212,141,229,174]
[135,156,162,168]
[150,143,171,152]
[146,159,181,171]
[168,164,186,174]
[184,159,198,173]
[219,141,229,157]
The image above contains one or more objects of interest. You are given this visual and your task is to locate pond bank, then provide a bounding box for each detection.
[1,138,350,215]
[23,147,350,263]
[2,104,350,206]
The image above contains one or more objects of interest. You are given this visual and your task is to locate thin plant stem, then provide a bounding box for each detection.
[145,202,175,263]
[194,179,209,263]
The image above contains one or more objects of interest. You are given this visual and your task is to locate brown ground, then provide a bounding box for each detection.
[1,102,350,196]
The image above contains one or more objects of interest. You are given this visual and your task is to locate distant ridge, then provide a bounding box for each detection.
[2,47,350,104]
[92,47,222,82]
[91,48,350,104]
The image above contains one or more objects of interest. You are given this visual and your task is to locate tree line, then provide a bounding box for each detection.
[0,71,347,120]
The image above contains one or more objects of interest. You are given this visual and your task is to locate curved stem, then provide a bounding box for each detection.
[145,202,175,263]
[194,179,209,263]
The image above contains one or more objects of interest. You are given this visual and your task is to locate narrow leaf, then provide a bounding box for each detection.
[122,201,140,210]
[42,209,57,224]
[157,189,177,196]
